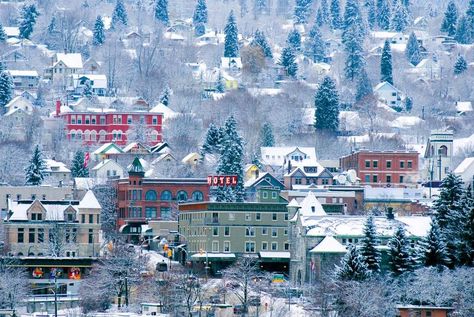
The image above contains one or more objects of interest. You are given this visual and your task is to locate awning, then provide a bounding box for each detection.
[119,224,130,233]
[259,252,291,262]
[190,253,236,261]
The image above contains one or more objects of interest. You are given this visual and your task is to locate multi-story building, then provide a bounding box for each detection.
[423,130,454,183]
[55,103,163,145]
[3,190,102,257]
[116,158,209,240]
[340,150,419,187]
[6,70,39,90]
[179,188,290,274]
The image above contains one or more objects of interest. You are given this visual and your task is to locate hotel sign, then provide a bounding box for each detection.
[207,175,238,187]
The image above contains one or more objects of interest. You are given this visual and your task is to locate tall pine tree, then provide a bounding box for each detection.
[314,76,339,132]
[330,0,342,29]
[306,24,326,62]
[335,244,370,281]
[406,32,421,66]
[93,16,106,46]
[388,225,413,276]
[455,15,470,44]
[112,0,128,28]
[18,4,39,39]
[467,0,474,43]
[391,2,409,32]
[0,22,6,43]
[279,46,298,78]
[377,0,391,30]
[0,71,14,111]
[251,29,272,58]
[441,1,458,36]
[154,0,169,25]
[454,55,468,75]
[366,0,376,30]
[224,10,239,58]
[193,0,208,36]
[71,150,89,177]
[287,29,302,52]
[215,71,225,93]
[25,145,47,186]
[344,24,365,81]
[433,173,464,230]
[380,40,393,84]
[260,122,275,147]
[319,0,330,26]
[420,219,450,268]
[342,0,365,44]
[360,215,381,272]
[201,123,222,156]
[355,68,372,102]
[456,186,474,265]
[294,0,312,24]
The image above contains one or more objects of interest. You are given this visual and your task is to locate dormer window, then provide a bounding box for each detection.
[31,213,42,221]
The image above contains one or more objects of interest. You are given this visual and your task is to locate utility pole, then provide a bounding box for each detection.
[54,275,58,317]
[125,277,129,307]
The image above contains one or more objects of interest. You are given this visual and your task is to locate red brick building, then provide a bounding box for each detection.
[115,158,209,236]
[55,103,163,145]
[339,150,419,187]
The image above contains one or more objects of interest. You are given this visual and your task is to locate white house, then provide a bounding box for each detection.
[44,159,72,186]
[3,27,20,39]
[91,159,125,179]
[454,157,474,188]
[69,74,108,96]
[455,101,473,116]
[413,16,429,30]
[408,58,441,80]
[220,57,242,73]
[7,70,40,90]
[374,81,404,107]
[149,103,178,122]
[49,53,84,80]
[4,96,34,116]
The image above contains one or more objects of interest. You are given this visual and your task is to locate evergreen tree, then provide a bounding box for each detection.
[0,71,14,111]
[254,0,268,17]
[71,150,89,177]
[335,244,370,281]
[193,0,208,36]
[316,8,324,27]
[391,2,409,32]
[388,225,413,275]
[454,55,468,75]
[467,0,474,43]
[93,16,106,46]
[409,49,422,67]
[377,0,391,30]
[306,24,326,62]
[420,219,450,268]
[112,0,128,28]
[314,76,339,132]
[25,145,47,186]
[405,96,413,112]
[433,173,464,230]
[224,10,239,58]
[405,32,420,64]
[154,0,169,25]
[216,116,245,202]
[215,71,225,93]
[455,15,470,44]
[0,22,6,43]
[344,24,365,81]
[355,68,372,102]
[330,0,342,29]
[201,123,222,155]
[260,122,275,147]
[83,80,93,99]
[47,16,56,34]
[294,0,312,24]
[287,29,302,52]
[456,187,474,265]
[380,40,393,84]
[360,215,381,272]
[441,1,458,36]
[342,0,365,44]
[279,46,298,78]
[366,0,376,30]
[319,0,330,25]
[159,86,172,106]
[251,29,272,58]
[18,4,39,39]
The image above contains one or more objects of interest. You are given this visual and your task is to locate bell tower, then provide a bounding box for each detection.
[424,130,453,182]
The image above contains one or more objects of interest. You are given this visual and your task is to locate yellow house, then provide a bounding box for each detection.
[222,72,239,90]
[182,152,202,166]
[244,164,261,183]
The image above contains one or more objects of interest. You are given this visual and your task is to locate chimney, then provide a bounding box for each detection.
[56,100,61,116]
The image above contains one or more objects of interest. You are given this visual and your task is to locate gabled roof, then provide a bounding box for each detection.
[8,200,78,221]
[128,157,146,174]
[374,81,400,92]
[454,157,474,175]
[7,70,39,77]
[55,53,83,69]
[122,142,151,154]
[78,190,101,209]
[91,159,123,171]
[310,236,347,253]
[93,143,124,155]
[150,142,170,154]
[245,172,285,189]
[45,159,71,173]
[299,191,326,217]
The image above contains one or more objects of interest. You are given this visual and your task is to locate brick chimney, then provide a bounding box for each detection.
[55,100,61,116]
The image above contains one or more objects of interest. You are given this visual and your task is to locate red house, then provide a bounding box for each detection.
[339,150,419,187]
[115,158,209,238]
[55,101,163,145]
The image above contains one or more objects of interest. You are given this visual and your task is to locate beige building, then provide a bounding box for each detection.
[0,185,73,211]
[3,190,102,257]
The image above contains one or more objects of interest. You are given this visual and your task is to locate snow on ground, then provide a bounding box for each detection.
[390,116,423,129]
[454,133,474,155]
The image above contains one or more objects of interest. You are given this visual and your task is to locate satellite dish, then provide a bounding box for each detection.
[337,174,347,185]
[347,170,357,183]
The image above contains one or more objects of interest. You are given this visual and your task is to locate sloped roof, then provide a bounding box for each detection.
[128,157,146,174]
[55,53,83,68]
[93,143,123,155]
[454,157,474,175]
[261,146,317,166]
[7,70,39,77]
[45,159,71,173]
[91,159,123,171]
[299,191,326,217]
[8,201,78,221]
[310,236,347,253]
[122,142,151,153]
[287,199,300,208]
[149,103,177,121]
[78,190,101,209]
[374,81,400,92]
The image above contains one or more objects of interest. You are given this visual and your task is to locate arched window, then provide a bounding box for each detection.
[177,191,188,202]
[70,130,76,140]
[84,130,91,141]
[192,191,204,201]
[160,190,172,201]
[17,252,23,256]
[438,145,448,157]
[99,130,106,141]
[145,190,157,201]
[91,130,97,141]
[76,130,83,140]
[150,130,159,141]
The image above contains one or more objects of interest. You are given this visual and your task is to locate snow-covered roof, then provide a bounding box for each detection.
[149,103,177,121]
[391,116,423,129]
[4,27,19,38]
[74,177,107,190]
[299,191,326,217]
[7,70,39,77]
[454,157,474,174]
[310,236,347,253]
[73,74,107,89]
[91,159,122,171]
[261,146,317,167]
[304,215,431,238]
[93,143,124,155]
[55,53,83,69]
[454,134,474,155]
[456,101,473,113]
[8,201,78,221]
[220,57,243,70]
[4,96,34,115]
[182,152,201,164]
[122,142,150,153]
[374,81,400,93]
[371,31,398,39]
[45,159,71,173]
[164,31,185,41]
[288,199,300,208]
[78,190,101,209]
[247,88,283,97]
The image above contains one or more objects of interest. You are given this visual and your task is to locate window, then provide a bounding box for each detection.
[386,161,392,168]
[38,228,44,243]
[145,207,157,218]
[16,194,21,201]
[284,229,288,235]
[272,228,278,237]
[224,241,230,252]
[192,191,203,201]
[67,213,74,222]
[100,116,106,125]
[438,145,448,157]
[224,227,230,236]
[213,227,219,236]
[262,242,268,250]
[400,161,405,168]
[373,160,378,168]
[85,116,90,124]
[91,117,96,124]
[29,228,35,243]
[127,116,132,124]
[284,243,289,250]
[272,192,277,199]
[365,175,370,182]
[407,161,413,168]
[144,190,157,201]
[365,160,370,168]
[160,190,172,200]
[245,213,251,221]
[77,116,82,124]
[160,207,171,220]
[17,228,24,243]
[271,242,278,251]
[81,214,85,223]
[391,92,397,97]
[373,175,378,183]
[262,227,268,235]
[295,178,302,185]
[88,229,93,244]
[322,178,329,185]
[176,191,188,202]
[256,213,261,221]
[245,242,255,253]
[262,191,268,199]
[284,214,288,221]
[272,213,277,221]
[152,116,158,125]
[212,241,219,252]
[89,214,94,224]
[71,116,76,124]
[245,227,255,237]
[386,175,391,183]
[399,175,404,183]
